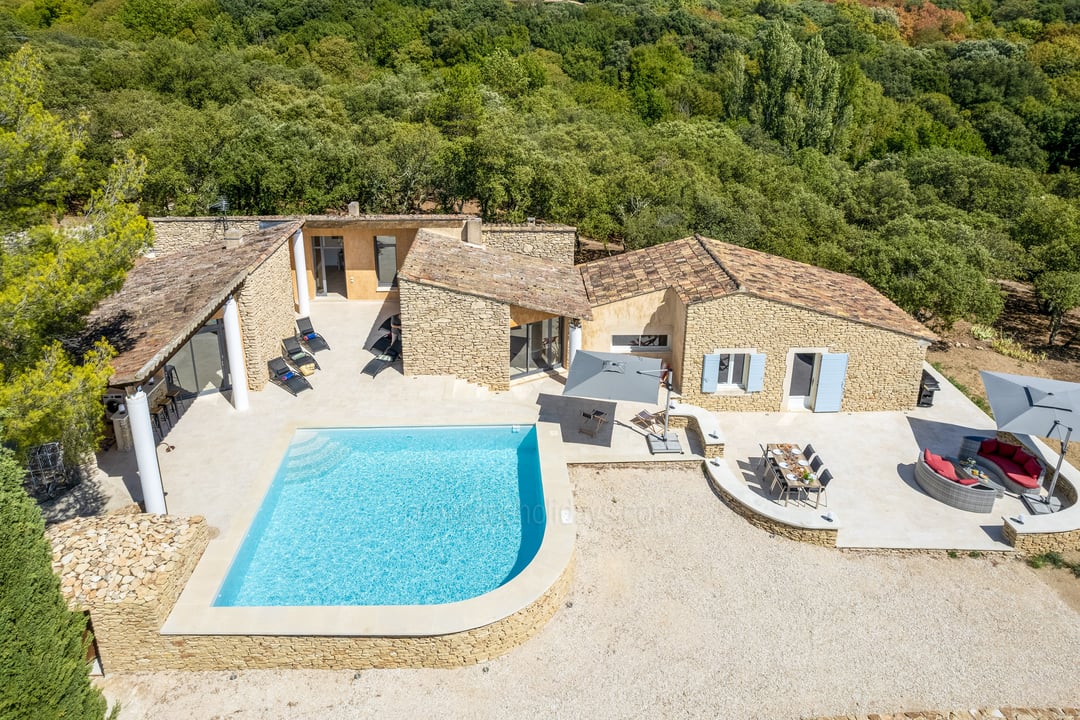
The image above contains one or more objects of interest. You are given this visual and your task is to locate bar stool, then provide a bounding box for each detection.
[163,366,184,421]
[150,402,170,441]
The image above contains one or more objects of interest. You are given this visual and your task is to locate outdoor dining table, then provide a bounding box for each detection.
[765,443,822,508]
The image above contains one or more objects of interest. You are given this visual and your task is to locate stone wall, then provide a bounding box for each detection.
[680,294,926,412]
[813,709,1080,720]
[481,224,576,265]
[238,239,296,390]
[46,511,212,673]
[50,511,572,672]
[1004,523,1080,553]
[705,467,838,547]
[149,218,264,255]
[399,279,510,391]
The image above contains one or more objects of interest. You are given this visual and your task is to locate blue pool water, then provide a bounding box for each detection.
[214,425,546,607]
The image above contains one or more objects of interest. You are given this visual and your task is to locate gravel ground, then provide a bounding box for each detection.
[99,466,1080,719]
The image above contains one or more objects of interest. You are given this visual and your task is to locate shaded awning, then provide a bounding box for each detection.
[562,351,662,404]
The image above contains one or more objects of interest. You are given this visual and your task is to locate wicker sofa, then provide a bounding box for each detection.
[915,449,997,514]
[960,436,1044,496]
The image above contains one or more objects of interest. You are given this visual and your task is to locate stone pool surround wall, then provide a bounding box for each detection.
[51,508,573,671]
[237,238,296,391]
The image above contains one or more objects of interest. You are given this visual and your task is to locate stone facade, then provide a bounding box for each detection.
[149,217,263,255]
[481,224,576,265]
[680,294,926,412]
[49,508,573,671]
[399,279,510,391]
[238,239,297,391]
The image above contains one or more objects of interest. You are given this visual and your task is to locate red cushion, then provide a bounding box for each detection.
[1012,449,1032,465]
[996,443,1018,458]
[925,451,959,481]
[1023,458,1042,477]
[1005,469,1040,489]
[953,474,980,486]
[980,438,999,455]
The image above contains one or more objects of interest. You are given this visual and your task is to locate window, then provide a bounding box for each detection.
[611,334,670,352]
[702,352,766,393]
[374,235,397,289]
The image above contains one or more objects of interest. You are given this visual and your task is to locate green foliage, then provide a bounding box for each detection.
[1026,551,1080,578]
[1034,270,1080,344]
[0,46,82,235]
[0,444,107,720]
[0,48,151,462]
[9,0,1080,331]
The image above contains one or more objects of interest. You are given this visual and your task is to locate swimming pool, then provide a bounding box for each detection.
[214,425,545,607]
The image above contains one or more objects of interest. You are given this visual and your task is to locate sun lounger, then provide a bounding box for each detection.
[283,336,319,372]
[630,410,663,435]
[269,357,312,395]
[296,317,330,352]
[362,338,401,378]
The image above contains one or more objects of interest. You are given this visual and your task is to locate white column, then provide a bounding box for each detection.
[292,230,310,317]
[126,389,167,514]
[568,319,582,367]
[223,294,249,412]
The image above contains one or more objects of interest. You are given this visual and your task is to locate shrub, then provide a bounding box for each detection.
[991,335,1046,363]
[0,446,107,720]
[970,323,997,341]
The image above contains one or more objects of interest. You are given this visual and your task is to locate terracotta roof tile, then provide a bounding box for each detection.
[86,221,301,385]
[399,231,592,319]
[579,236,934,340]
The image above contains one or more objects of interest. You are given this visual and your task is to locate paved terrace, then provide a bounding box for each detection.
[69,301,1065,551]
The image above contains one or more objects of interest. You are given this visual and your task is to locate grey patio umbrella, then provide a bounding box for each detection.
[563,351,681,453]
[980,370,1080,513]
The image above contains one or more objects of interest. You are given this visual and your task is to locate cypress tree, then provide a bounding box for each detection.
[0,446,107,720]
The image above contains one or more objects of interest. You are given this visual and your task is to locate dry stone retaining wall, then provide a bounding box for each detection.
[238,240,296,390]
[705,467,838,546]
[813,709,1080,719]
[680,294,926,412]
[399,279,510,391]
[49,510,572,671]
[481,224,576,265]
[149,218,263,255]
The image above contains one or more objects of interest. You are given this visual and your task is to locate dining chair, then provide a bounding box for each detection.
[810,455,824,473]
[814,468,834,507]
[802,444,816,462]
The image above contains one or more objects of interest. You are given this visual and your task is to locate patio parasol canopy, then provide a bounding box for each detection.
[980,370,1080,513]
[562,350,662,404]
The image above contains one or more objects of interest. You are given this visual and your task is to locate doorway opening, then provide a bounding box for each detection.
[510,318,563,379]
[787,352,817,410]
[169,319,231,398]
[311,236,346,297]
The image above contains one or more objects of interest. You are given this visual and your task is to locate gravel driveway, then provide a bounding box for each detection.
[100,466,1080,719]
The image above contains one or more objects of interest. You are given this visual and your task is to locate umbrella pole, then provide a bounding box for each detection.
[661,370,672,441]
[1046,426,1071,507]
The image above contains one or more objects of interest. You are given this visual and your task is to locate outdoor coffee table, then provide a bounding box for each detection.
[959,459,1006,498]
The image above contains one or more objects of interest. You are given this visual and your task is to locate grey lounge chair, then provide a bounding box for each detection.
[269,358,312,395]
[283,336,319,370]
[914,452,996,514]
[362,337,401,378]
[296,317,330,352]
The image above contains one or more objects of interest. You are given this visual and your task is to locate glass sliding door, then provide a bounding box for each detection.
[509,318,563,379]
[311,236,344,297]
[375,235,397,290]
[169,320,231,398]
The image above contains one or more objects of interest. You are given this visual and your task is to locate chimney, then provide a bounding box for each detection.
[347,201,360,217]
[464,218,482,244]
[224,228,244,249]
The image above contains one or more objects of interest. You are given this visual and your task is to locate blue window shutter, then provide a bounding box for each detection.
[745,353,766,392]
[814,353,849,413]
[701,354,720,393]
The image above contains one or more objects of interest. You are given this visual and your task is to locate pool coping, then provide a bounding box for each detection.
[162,420,575,637]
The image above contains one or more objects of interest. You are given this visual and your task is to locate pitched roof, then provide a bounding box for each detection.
[579,236,934,341]
[85,221,302,386]
[399,231,592,319]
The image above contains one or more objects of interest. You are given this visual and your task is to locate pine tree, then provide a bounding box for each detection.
[0,445,107,720]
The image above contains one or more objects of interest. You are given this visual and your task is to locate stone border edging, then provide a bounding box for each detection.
[704,458,838,546]
[812,706,1080,719]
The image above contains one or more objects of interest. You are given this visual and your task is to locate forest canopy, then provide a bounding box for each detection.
[2,0,1080,327]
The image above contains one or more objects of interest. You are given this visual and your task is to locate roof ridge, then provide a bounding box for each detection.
[695,234,741,291]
